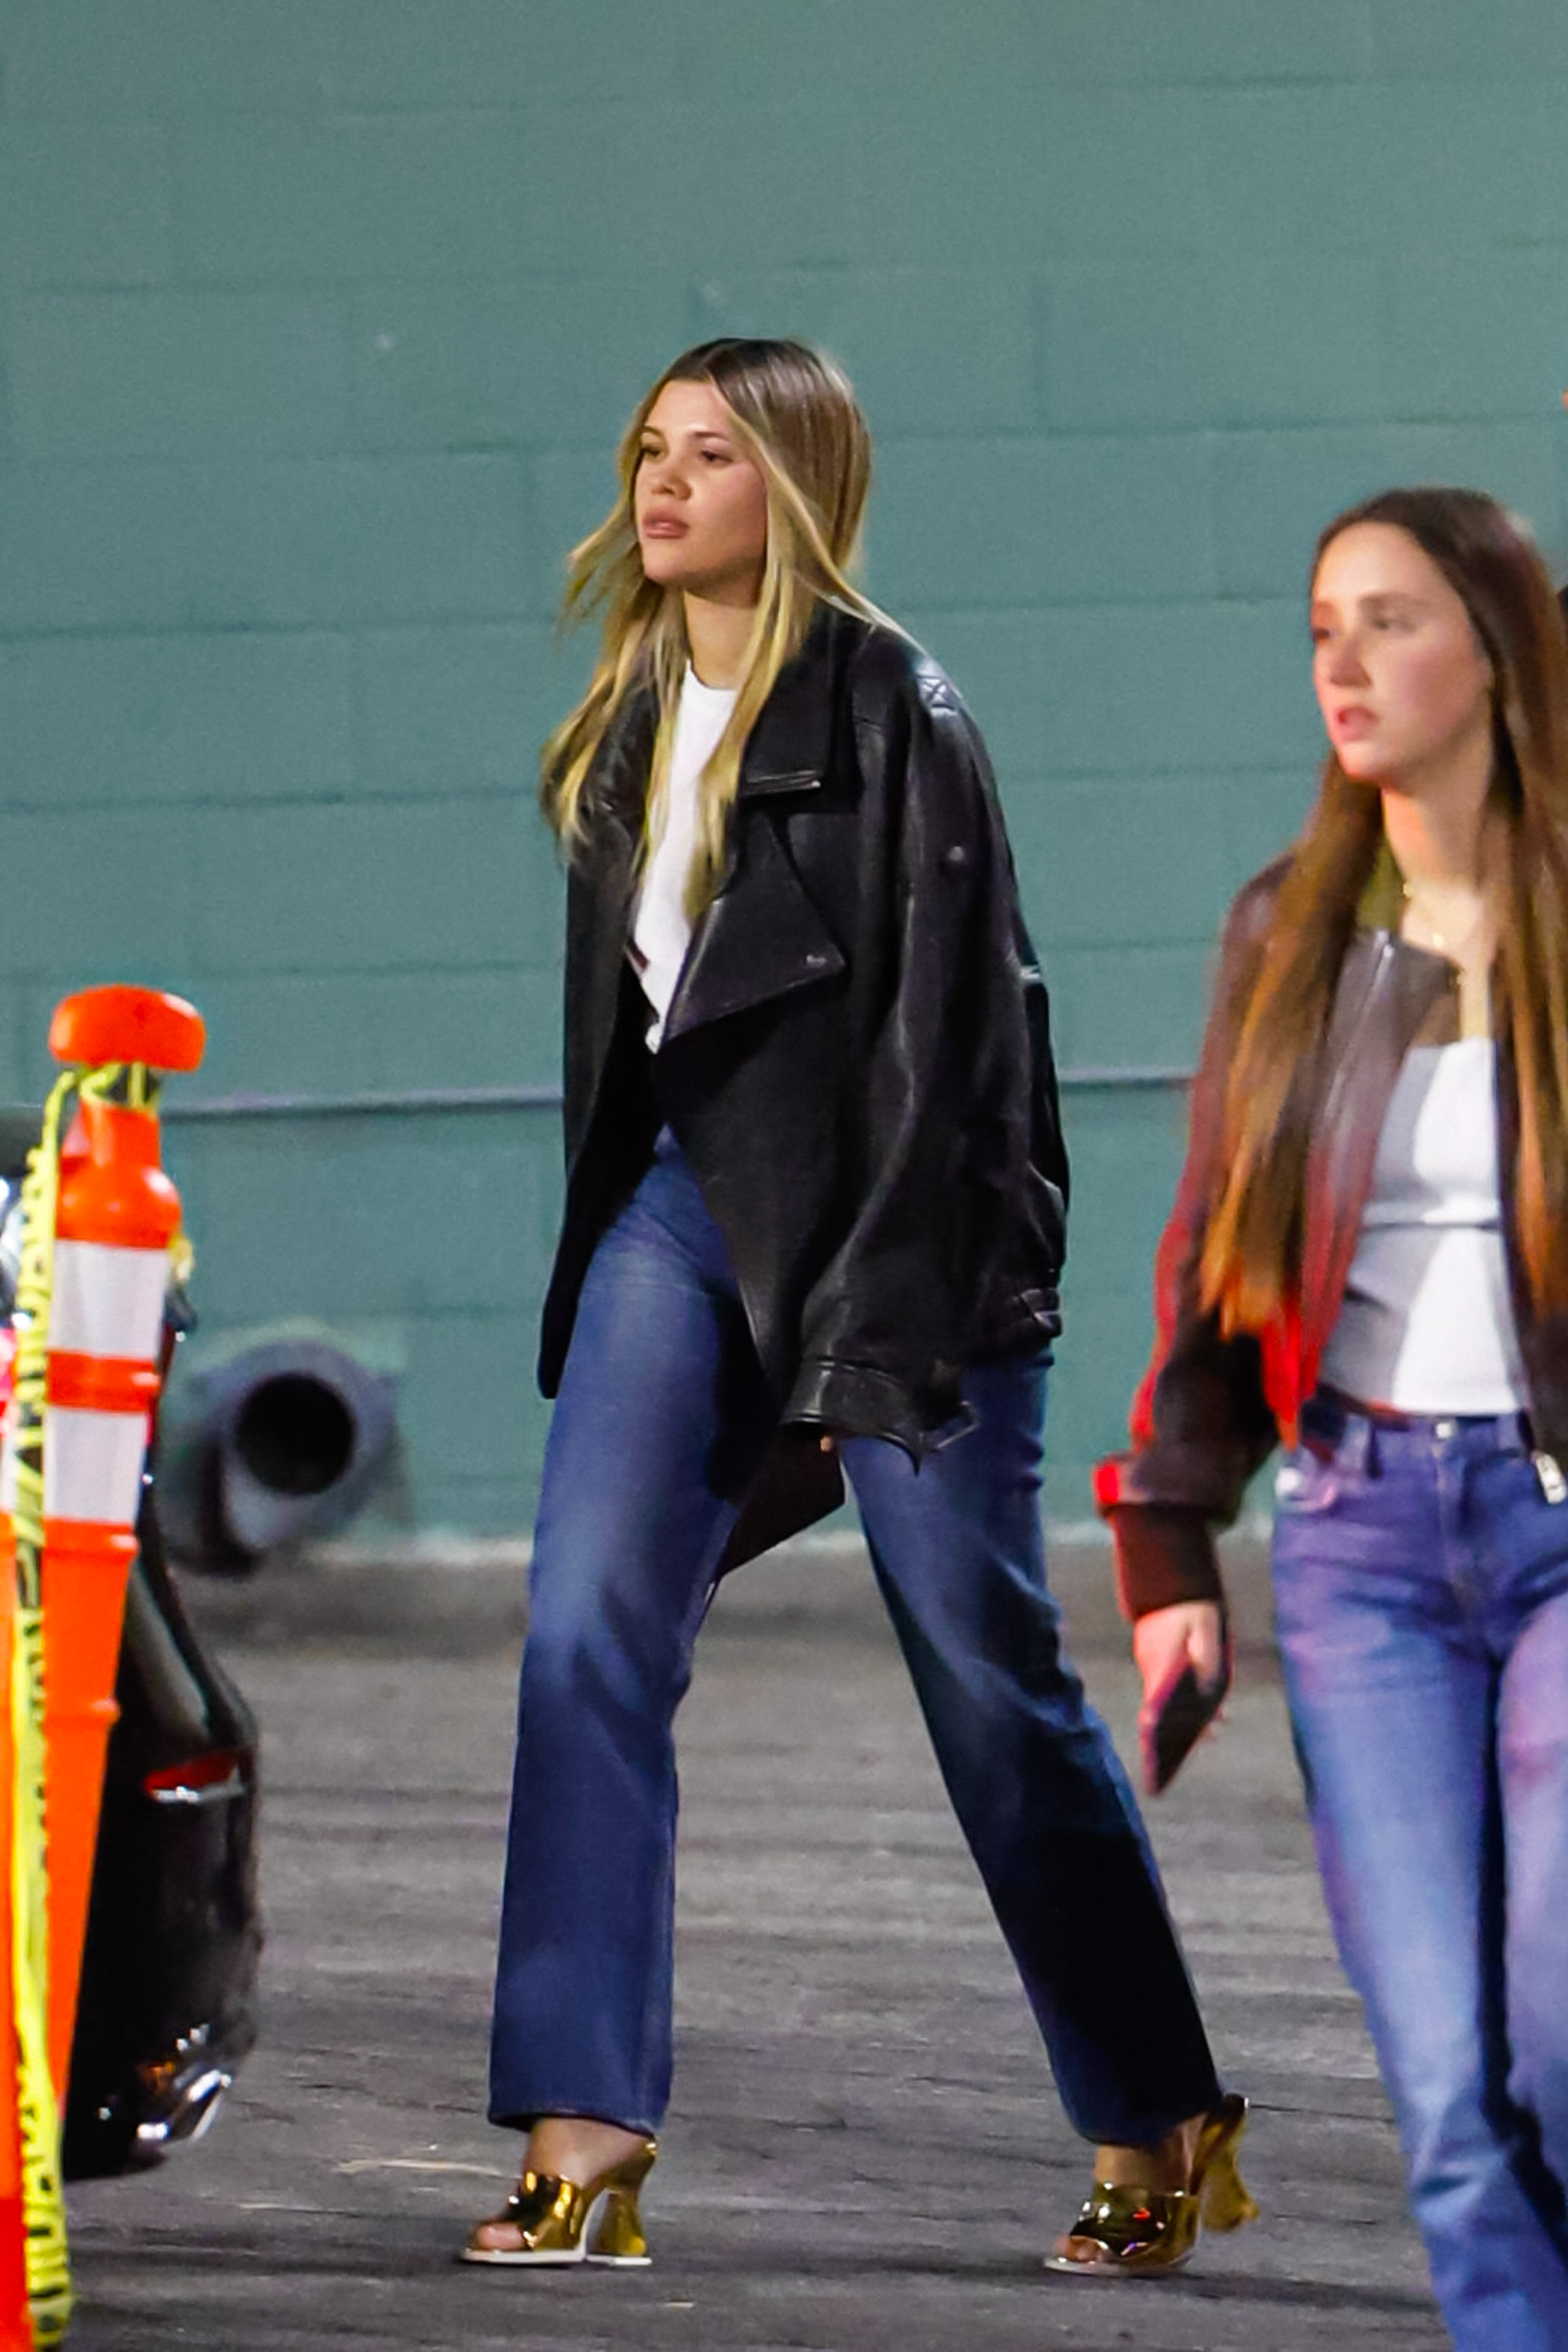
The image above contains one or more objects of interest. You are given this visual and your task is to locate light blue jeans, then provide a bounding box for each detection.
[489,1133,1221,2146]
[1273,1395,1568,2352]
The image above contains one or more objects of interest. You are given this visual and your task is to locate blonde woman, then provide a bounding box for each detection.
[1102,487,1568,2347]
[463,341,1252,2274]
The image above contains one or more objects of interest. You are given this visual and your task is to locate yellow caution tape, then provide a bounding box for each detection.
[8,1071,77,2347]
[3,1056,177,2345]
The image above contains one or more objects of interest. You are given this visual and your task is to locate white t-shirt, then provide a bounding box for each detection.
[630,668,737,1050]
[1319,1037,1527,1415]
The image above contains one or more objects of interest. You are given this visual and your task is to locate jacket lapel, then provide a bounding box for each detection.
[663,813,844,1043]
[1298,925,1454,1383]
[661,608,846,1045]
[734,607,837,798]
[591,685,656,854]
[568,690,654,1148]
[574,609,853,1055]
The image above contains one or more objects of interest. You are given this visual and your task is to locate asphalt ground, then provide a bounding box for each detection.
[64,1538,1447,2351]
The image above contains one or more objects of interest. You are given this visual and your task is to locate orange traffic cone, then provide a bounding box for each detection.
[0,984,203,2344]
[38,989,204,2102]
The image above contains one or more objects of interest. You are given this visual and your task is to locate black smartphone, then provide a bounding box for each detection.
[1140,1642,1231,1797]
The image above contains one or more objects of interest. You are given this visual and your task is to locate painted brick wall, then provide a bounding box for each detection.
[2,1,1566,1530]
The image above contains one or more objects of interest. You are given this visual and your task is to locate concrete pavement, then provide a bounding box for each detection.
[66,1537,1446,2350]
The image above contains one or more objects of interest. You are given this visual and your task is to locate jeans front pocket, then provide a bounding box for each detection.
[1274,1445,1343,1517]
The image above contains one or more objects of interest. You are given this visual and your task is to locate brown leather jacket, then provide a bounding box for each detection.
[1097,851,1568,1620]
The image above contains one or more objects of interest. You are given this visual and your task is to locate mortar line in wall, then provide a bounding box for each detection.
[161,1068,1193,1122]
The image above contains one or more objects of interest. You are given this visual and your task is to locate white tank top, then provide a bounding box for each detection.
[630,668,737,1050]
[1318,1037,1527,1415]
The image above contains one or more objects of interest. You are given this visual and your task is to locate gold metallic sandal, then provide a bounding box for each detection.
[461,2138,658,2267]
[1045,2093,1258,2277]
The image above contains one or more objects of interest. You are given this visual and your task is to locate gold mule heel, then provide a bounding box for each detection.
[461,2138,657,2268]
[1045,2093,1256,2277]
[1196,2096,1259,2236]
[586,2181,653,2267]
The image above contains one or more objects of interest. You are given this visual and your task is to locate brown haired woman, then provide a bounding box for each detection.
[1101,486,1568,2349]
[460,339,1253,2275]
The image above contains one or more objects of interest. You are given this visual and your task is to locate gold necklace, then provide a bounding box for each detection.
[1400,877,1488,962]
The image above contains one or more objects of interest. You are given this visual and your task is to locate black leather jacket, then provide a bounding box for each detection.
[538,602,1068,1457]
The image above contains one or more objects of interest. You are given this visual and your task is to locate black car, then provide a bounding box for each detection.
[0,1119,262,2180]
[62,1493,262,2178]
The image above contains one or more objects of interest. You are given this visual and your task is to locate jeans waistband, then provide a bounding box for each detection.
[1305,1385,1535,1461]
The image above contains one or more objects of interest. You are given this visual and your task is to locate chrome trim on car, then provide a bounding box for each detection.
[134,2066,232,2149]
[145,1768,250,1809]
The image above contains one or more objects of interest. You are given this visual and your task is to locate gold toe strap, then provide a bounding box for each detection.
[494,2172,586,2250]
[1070,2183,1192,2256]
[1055,2182,1202,2273]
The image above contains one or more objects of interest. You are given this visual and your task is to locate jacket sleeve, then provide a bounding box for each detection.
[784,678,1049,1456]
[1095,877,1284,1618]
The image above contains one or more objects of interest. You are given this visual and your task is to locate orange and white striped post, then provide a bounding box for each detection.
[0,984,203,2347]
[39,989,206,2103]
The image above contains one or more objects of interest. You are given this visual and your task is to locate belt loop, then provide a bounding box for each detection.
[1535,1450,1568,1505]
[1299,1389,1335,1461]
[1339,1413,1372,1476]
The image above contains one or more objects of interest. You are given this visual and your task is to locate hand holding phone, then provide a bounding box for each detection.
[1133,1598,1229,1795]
[1139,1643,1230,1795]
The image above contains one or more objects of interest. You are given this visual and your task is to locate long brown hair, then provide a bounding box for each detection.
[541,338,890,913]
[1200,486,1568,1333]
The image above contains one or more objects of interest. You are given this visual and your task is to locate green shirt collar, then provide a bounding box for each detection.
[1356,836,1404,933]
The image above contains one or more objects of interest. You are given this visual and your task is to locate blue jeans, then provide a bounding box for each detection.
[1273,1397,1568,2352]
[490,1134,1219,2145]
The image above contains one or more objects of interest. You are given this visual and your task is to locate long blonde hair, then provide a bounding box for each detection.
[1199,486,1568,1334]
[541,338,891,912]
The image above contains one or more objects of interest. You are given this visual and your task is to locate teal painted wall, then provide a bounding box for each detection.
[2,2,1566,1529]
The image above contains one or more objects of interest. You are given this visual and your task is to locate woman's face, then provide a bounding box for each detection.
[633,378,768,605]
[1309,521,1494,790]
